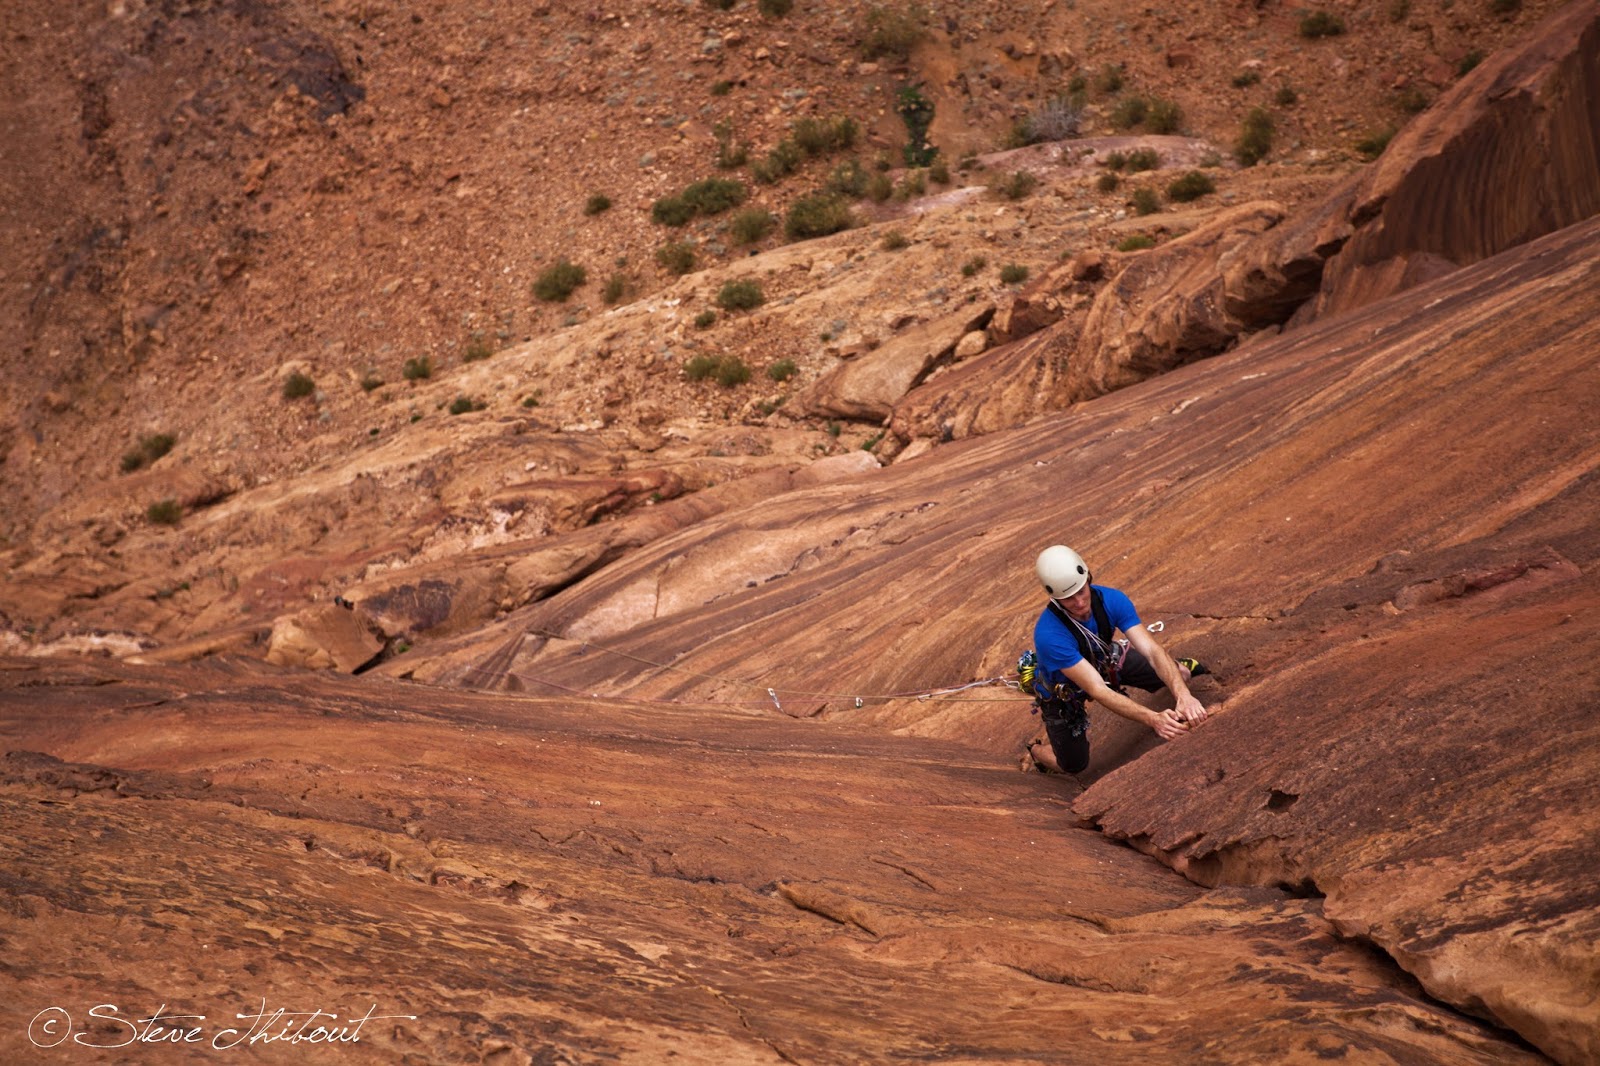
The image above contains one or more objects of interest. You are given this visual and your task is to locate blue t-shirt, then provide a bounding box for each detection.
[1033,585,1140,691]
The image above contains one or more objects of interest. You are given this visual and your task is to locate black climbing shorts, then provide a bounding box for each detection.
[1041,646,1166,774]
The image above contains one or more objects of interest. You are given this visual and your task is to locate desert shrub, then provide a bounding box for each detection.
[1116,234,1156,252]
[858,2,925,61]
[1146,98,1182,134]
[684,177,747,216]
[881,229,909,250]
[1232,70,1261,88]
[282,372,316,400]
[403,356,431,381]
[767,358,798,382]
[694,310,718,329]
[685,354,751,386]
[602,274,628,305]
[1124,147,1160,172]
[652,194,696,226]
[1166,170,1215,202]
[583,193,611,216]
[960,255,987,277]
[716,279,764,310]
[751,139,804,184]
[758,0,793,15]
[999,263,1029,284]
[1355,126,1396,160]
[1132,187,1160,215]
[1489,0,1521,15]
[1395,85,1430,114]
[702,0,735,9]
[1015,94,1083,145]
[448,396,478,415]
[710,79,734,96]
[716,136,749,169]
[533,259,586,300]
[1096,64,1125,94]
[894,168,927,200]
[1275,86,1299,107]
[1103,150,1128,171]
[793,115,859,157]
[866,173,894,202]
[1235,107,1274,166]
[784,192,853,240]
[997,170,1038,200]
[1299,10,1345,37]
[896,85,937,166]
[462,337,494,362]
[929,157,950,184]
[146,498,182,525]
[360,372,383,392]
[120,432,176,473]
[1096,172,1120,193]
[656,240,697,275]
[730,207,776,244]
[1110,95,1148,130]
[825,158,870,198]
[1458,50,1485,75]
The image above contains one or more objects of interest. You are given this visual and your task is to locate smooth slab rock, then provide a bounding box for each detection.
[0,658,1542,1065]
[264,600,383,672]
[452,217,1600,1062]
[795,306,993,422]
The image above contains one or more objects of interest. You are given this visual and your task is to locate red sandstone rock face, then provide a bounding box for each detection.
[440,216,1600,1062]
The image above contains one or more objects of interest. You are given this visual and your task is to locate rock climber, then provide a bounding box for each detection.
[1024,545,1209,774]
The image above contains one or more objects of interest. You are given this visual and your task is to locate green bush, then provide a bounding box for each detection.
[656,241,697,276]
[784,192,853,240]
[652,194,696,226]
[360,373,383,392]
[1166,170,1215,202]
[602,274,629,305]
[1124,147,1160,173]
[1299,10,1345,37]
[147,498,183,525]
[960,255,987,277]
[826,158,870,198]
[1132,187,1160,215]
[859,2,926,61]
[120,432,176,473]
[682,177,747,215]
[999,263,1029,285]
[894,168,927,200]
[929,157,950,184]
[1116,234,1156,252]
[1146,98,1182,134]
[1458,50,1485,76]
[793,115,859,157]
[767,358,798,382]
[583,193,611,216]
[997,170,1038,200]
[462,337,493,362]
[1232,70,1261,88]
[685,354,751,387]
[730,207,776,244]
[881,229,909,251]
[896,85,937,166]
[1356,126,1396,160]
[1275,86,1299,107]
[1110,95,1148,130]
[695,310,718,329]
[711,79,734,97]
[403,356,432,381]
[866,173,894,203]
[1103,150,1128,171]
[1235,106,1274,166]
[533,259,587,300]
[282,372,316,400]
[1096,172,1120,193]
[751,139,803,184]
[716,279,765,311]
[1096,64,1125,94]
[448,396,478,415]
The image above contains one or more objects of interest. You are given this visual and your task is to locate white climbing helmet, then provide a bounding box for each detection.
[1036,545,1090,599]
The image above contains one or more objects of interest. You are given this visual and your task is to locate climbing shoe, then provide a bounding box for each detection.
[1177,657,1211,678]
